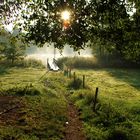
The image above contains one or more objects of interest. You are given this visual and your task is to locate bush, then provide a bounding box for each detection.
[107,128,129,140]
[68,78,82,89]
[57,57,98,69]
[1,85,40,96]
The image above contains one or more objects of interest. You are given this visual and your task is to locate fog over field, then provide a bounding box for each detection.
[26,43,92,65]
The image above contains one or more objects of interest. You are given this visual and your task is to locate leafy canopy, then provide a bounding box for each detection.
[1,0,140,62]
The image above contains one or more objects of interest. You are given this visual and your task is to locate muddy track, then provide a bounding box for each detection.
[0,96,24,125]
[64,101,86,140]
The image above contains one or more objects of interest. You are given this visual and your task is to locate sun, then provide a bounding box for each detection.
[61,10,71,21]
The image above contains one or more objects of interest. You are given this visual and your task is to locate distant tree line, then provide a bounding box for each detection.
[0,28,26,64]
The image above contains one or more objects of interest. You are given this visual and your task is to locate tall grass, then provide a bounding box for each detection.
[57,56,98,69]
[0,58,45,68]
[57,56,140,69]
[0,68,67,140]
[23,58,45,68]
[69,69,140,140]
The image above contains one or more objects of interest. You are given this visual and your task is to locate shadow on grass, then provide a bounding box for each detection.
[0,85,40,96]
[0,67,9,75]
[107,68,140,90]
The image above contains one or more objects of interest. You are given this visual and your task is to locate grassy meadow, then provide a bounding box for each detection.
[0,67,68,140]
[0,65,140,140]
[69,68,140,140]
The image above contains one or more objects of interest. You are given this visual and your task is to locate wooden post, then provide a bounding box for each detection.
[73,72,76,83]
[64,70,66,76]
[66,68,68,77]
[93,87,99,112]
[69,68,71,78]
[65,68,68,77]
[83,75,85,88]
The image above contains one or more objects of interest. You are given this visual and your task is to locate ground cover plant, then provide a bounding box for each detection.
[69,69,140,140]
[0,67,67,140]
[0,66,140,140]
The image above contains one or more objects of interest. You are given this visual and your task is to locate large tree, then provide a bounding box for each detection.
[0,28,26,64]
[1,0,140,62]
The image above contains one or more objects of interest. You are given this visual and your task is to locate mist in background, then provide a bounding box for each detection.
[26,43,92,65]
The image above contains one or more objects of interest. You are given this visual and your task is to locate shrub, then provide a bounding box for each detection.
[57,57,97,69]
[2,85,40,96]
[68,78,82,89]
[107,128,129,140]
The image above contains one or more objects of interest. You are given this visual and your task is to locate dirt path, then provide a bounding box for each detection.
[64,101,86,140]
[0,96,24,125]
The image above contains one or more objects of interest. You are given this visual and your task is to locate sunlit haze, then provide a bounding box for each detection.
[4,23,14,32]
[61,10,71,20]
[26,44,92,65]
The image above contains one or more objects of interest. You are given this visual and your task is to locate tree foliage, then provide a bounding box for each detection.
[0,28,26,63]
[0,0,140,62]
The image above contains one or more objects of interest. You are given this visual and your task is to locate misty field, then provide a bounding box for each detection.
[0,67,140,140]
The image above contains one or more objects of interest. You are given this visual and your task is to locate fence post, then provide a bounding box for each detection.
[66,68,68,77]
[69,68,71,78]
[83,75,85,88]
[93,87,99,112]
[73,72,76,83]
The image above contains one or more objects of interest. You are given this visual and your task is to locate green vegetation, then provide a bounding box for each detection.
[0,28,26,64]
[0,29,45,69]
[68,77,82,90]
[0,58,45,69]
[0,66,140,140]
[69,69,140,140]
[57,57,98,69]
[1,0,140,62]
[0,67,67,140]
[57,56,139,69]
[1,0,140,139]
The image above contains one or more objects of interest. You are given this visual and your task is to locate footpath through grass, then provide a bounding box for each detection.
[0,67,68,140]
[0,67,140,140]
[70,68,140,140]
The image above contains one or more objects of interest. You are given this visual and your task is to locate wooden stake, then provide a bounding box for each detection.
[83,75,85,88]
[69,68,71,78]
[93,87,99,112]
[73,72,76,83]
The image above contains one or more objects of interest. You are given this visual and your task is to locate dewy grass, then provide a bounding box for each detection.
[70,68,140,140]
[0,67,140,140]
[0,68,67,140]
